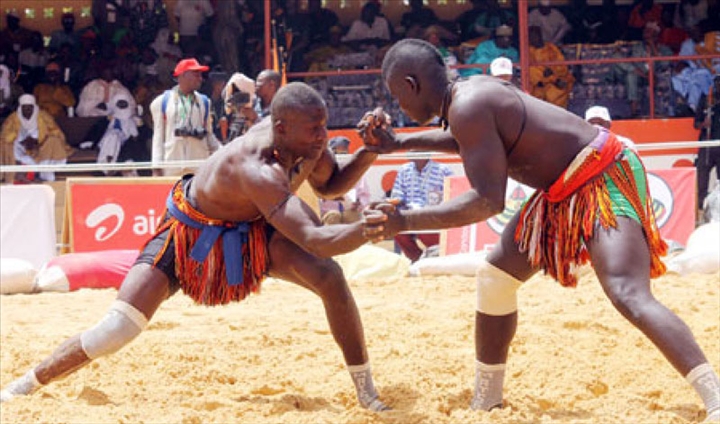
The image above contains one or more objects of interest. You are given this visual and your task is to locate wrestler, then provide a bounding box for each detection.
[359,39,720,421]
[1,83,390,412]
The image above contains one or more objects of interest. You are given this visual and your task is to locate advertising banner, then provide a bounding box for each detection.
[65,178,175,252]
[443,168,696,255]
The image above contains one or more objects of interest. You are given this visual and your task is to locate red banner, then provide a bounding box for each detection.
[66,178,175,252]
[443,168,697,255]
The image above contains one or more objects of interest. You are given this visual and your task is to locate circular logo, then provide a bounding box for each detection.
[647,172,673,228]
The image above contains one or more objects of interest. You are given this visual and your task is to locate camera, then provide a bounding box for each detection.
[174,126,208,139]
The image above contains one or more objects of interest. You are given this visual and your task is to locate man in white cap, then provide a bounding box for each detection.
[150,58,219,176]
[0,94,73,182]
[462,25,518,77]
[490,57,513,83]
[585,105,637,151]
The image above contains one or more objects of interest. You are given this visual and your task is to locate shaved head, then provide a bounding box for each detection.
[270,82,327,120]
[381,38,448,86]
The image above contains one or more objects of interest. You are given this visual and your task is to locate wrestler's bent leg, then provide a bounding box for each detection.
[587,217,720,419]
[266,232,389,411]
[1,264,171,402]
[471,212,539,411]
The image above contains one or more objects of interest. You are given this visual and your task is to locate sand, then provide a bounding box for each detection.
[1,270,718,424]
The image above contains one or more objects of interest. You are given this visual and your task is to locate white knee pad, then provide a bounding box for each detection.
[80,300,148,359]
[476,261,522,316]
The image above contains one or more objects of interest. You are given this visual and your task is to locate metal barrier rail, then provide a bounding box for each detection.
[1,140,719,174]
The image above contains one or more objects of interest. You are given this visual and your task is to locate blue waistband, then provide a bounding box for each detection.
[166,191,249,286]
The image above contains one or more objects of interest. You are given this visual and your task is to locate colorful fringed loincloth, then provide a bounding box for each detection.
[144,176,269,306]
[514,129,667,287]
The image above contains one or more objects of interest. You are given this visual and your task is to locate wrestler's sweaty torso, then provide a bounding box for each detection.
[188,119,322,223]
[453,77,602,191]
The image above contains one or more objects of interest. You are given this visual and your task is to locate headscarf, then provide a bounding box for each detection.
[0,64,10,99]
[17,94,39,136]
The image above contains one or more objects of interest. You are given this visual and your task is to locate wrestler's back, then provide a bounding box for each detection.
[463,78,599,191]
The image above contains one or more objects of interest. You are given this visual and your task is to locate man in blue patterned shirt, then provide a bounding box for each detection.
[390,157,453,262]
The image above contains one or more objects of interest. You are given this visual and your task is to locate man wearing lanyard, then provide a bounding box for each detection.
[151,58,219,176]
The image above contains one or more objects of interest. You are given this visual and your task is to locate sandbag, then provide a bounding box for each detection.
[666,222,720,276]
[35,250,139,292]
[0,258,37,294]
[408,252,486,277]
[334,244,410,281]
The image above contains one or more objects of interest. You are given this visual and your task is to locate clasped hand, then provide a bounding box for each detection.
[356,107,397,153]
[361,199,402,243]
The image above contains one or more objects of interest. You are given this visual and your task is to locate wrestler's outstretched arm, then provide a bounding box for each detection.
[308,146,378,200]
[242,160,384,257]
[359,107,460,154]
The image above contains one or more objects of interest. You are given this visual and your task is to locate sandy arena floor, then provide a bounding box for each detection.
[1,270,718,423]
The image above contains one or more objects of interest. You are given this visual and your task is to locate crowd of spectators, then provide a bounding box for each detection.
[0,0,719,182]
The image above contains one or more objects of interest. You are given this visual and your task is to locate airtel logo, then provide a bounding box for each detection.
[85,203,125,242]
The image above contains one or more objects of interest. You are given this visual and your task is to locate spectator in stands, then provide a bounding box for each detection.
[132,65,165,159]
[672,61,712,116]
[342,1,392,47]
[455,0,486,42]
[32,62,76,119]
[150,58,219,177]
[628,0,663,40]
[294,0,341,52]
[614,22,673,117]
[0,64,23,125]
[697,25,720,74]
[0,10,33,65]
[462,0,516,42]
[174,0,214,57]
[91,0,127,44]
[149,28,183,87]
[77,67,135,118]
[54,43,85,94]
[528,26,575,109]
[528,0,572,45]
[424,25,460,81]
[585,105,637,150]
[674,0,708,31]
[304,26,355,74]
[223,72,257,140]
[18,32,49,94]
[658,8,689,54]
[401,0,439,39]
[49,13,79,55]
[390,157,454,263]
[128,0,167,50]
[461,25,518,77]
[95,91,142,170]
[0,94,73,182]
[673,24,713,114]
[694,75,720,218]
[490,57,514,83]
[212,0,243,74]
[252,69,281,123]
[319,136,371,225]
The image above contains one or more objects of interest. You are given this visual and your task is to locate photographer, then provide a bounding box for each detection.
[150,58,219,176]
[222,72,256,141]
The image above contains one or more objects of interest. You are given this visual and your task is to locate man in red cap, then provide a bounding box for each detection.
[150,58,219,176]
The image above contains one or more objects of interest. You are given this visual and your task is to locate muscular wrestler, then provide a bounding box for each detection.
[1,83,390,412]
[360,39,719,420]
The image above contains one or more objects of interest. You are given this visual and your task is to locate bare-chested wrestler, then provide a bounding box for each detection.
[0,82,390,412]
[359,39,719,421]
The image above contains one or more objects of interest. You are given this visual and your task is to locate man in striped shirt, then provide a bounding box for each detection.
[390,157,453,262]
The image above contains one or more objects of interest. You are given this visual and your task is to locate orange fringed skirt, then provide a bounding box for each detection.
[515,129,667,287]
[143,178,270,306]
